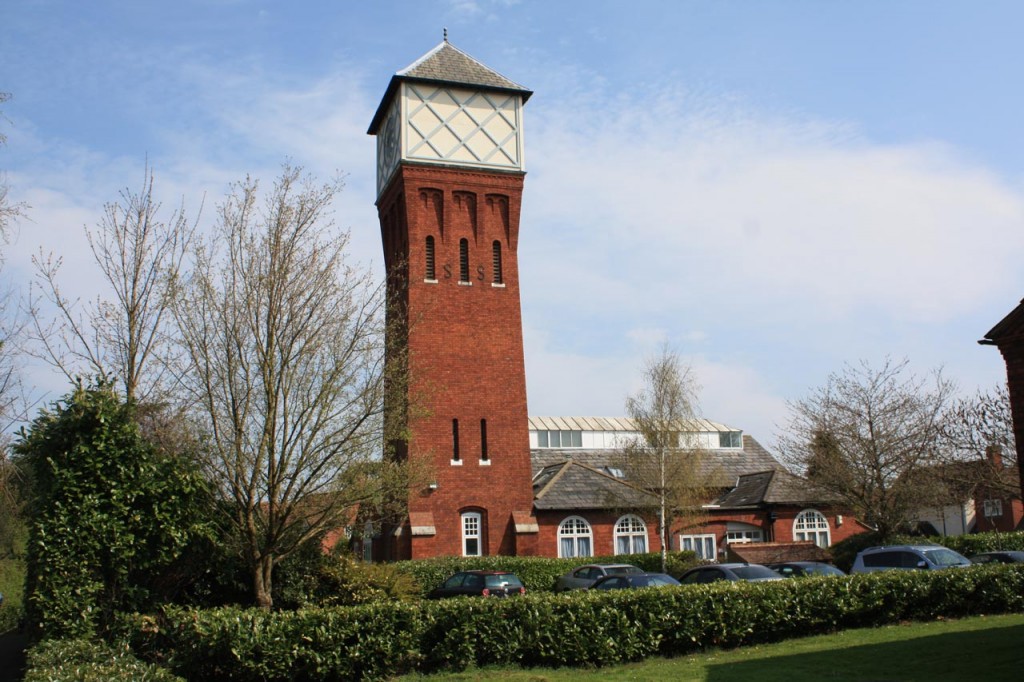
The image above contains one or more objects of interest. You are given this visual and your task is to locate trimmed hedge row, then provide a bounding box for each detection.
[24,638,185,682]
[392,550,701,596]
[942,530,1024,556]
[117,564,1024,681]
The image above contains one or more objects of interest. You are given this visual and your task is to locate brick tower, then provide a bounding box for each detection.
[368,38,538,559]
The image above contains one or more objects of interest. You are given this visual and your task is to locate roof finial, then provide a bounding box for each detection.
[443,27,448,42]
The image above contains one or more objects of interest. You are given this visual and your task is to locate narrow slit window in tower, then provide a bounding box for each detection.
[459,238,470,283]
[425,235,436,280]
[492,241,503,284]
[452,419,460,461]
[480,419,488,461]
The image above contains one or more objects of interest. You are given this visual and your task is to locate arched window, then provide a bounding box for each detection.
[459,238,469,282]
[558,516,593,558]
[491,240,503,284]
[793,509,831,547]
[462,511,482,556]
[425,235,436,280]
[614,515,647,555]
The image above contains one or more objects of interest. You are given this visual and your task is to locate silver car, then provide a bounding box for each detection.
[850,545,971,573]
[554,563,644,591]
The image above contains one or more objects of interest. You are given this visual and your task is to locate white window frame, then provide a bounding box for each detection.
[725,523,764,544]
[793,509,831,548]
[558,516,593,558]
[679,533,717,560]
[613,515,648,555]
[461,511,482,557]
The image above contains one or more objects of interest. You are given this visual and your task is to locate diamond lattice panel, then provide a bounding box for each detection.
[404,84,521,169]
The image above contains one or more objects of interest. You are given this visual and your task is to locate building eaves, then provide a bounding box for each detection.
[981,298,1024,345]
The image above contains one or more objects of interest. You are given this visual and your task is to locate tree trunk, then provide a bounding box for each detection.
[253,555,274,610]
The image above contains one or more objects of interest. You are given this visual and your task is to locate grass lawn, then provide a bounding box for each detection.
[394,612,1024,681]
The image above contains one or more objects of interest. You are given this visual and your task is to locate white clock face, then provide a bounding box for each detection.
[376,99,402,194]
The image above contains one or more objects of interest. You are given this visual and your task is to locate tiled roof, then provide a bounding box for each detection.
[530,435,838,511]
[714,468,839,508]
[533,460,658,511]
[369,40,531,134]
[528,416,737,433]
[531,435,785,490]
[398,41,530,95]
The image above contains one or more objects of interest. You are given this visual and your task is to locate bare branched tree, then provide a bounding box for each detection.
[938,383,1018,499]
[0,91,30,557]
[618,345,711,572]
[778,358,956,539]
[171,166,411,609]
[28,164,195,403]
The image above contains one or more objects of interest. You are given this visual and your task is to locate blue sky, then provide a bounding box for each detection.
[4,0,1024,445]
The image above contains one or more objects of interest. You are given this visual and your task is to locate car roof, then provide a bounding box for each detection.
[462,570,517,575]
[860,544,944,552]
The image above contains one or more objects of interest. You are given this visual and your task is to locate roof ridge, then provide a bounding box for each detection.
[534,460,573,500]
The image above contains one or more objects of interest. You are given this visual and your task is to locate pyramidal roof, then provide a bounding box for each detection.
[397,40,530,95]
[368,39,532,134]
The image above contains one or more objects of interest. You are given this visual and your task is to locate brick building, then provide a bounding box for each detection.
[979,300,1024,530]
[368,39,863,562]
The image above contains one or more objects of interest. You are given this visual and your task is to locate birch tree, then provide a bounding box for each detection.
[172,166,410,609]
[619,346,710,572]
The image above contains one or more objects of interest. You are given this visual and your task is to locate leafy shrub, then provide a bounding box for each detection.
[24,638,183,682]
[275,545,419,608]
[0,558,25,633]
[942,530,1024,557]
[393,550,702,595]
[17,384,213,638]
[119,564,1024,680]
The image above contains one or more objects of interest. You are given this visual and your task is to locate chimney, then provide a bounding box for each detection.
[986,444,1004,469]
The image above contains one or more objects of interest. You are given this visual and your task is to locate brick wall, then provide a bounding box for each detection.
[377,164,536,559]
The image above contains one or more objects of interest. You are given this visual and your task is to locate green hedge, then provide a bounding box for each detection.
[118,564,1024,680]
[0,558,25,633]
[392,550,701,596]
[24,638,184,682]
[942,530,1024,557]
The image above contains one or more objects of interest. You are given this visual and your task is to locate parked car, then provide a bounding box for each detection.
[678,563,783,584]
[969,551,1024,565]
[427,570,526,599]
[850,545,971,573]
[767,561,846,578]
[554,563,644,592]
[589,572,681,590]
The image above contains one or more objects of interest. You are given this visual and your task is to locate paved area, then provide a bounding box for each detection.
[0,633,28,682]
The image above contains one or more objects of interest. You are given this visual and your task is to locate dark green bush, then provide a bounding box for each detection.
[24,637,183,682]
[17,385,213,638]
[275,547,419,608]
[393,550,702,595]
[119,564,1024,680]
[942,530,1024,557]
[0,558,25,633]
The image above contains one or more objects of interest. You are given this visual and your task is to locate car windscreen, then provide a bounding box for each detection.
[731,565,780,580]
[484,574,523,588]
[922,548,969,567]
